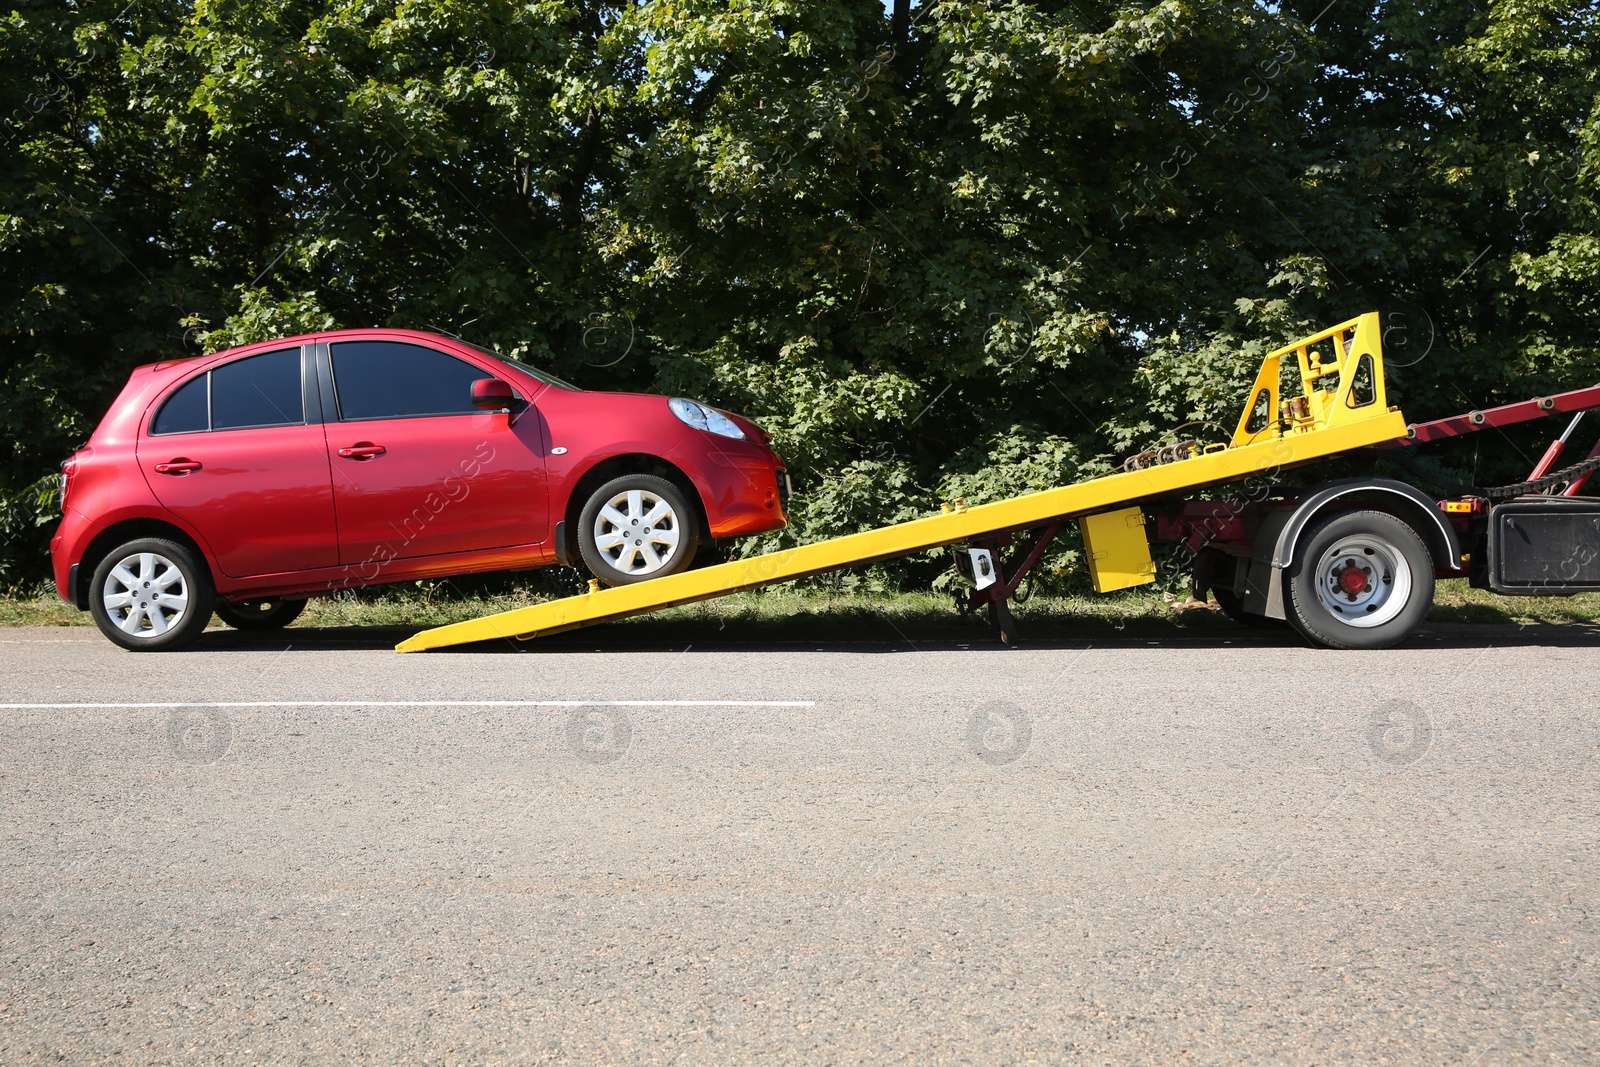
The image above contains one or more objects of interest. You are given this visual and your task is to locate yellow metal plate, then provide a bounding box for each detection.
[1079,506,1156,593]
[396,407,1409,651]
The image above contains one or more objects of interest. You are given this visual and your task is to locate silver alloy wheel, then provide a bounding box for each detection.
[100,550,190,639]
[1312,534,1412,629]
[591,488,683,576]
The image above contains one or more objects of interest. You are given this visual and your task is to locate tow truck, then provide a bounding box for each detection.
[397,312,1600,652]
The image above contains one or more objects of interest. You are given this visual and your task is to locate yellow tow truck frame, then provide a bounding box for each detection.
[397,313,1410,651]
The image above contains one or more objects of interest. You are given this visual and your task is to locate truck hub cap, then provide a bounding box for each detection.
[102,551,190,638]
[593,489,682,575]
[1313,535,1411,629]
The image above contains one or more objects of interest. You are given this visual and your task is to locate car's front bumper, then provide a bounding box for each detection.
[699,448,790,538]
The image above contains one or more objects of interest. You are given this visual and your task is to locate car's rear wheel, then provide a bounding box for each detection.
[89,537,215,652]
[1284,509,1433,650]
[578,474,700,586]
[216,598,306,631]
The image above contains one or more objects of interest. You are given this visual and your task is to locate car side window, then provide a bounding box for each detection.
[151,375,209,435]
[150,348,304,435]
[330,341,489,421]
[211,349,304,430]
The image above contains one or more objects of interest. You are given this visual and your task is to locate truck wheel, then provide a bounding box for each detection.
[578,474,700,586]
[89,537,216,652]
[216,598,306,631]
[1284,509,1433,650]
[1211,587,1289,630]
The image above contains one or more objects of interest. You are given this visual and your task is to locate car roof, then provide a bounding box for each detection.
[143,328,491,376]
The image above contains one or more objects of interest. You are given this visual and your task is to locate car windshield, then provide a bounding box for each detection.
[461,342,581,391]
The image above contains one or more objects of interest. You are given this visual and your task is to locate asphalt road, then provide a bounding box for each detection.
[1,621,1597,1064]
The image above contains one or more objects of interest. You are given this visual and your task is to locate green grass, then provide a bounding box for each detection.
[0,591,88,627]
[5,579,1595,637]
[1426,577,1600,625]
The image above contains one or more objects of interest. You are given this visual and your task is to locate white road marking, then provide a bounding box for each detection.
[0,700,815,710]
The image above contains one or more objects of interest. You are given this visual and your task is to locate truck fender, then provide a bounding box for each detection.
[1243,478,1462,620]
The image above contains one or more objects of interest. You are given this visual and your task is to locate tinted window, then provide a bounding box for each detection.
[459,340,579,390]
[152,375,209,435]
[211,349,304,430]
[332,341,487,420]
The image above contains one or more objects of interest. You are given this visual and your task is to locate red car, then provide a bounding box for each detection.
[52,329,790,650]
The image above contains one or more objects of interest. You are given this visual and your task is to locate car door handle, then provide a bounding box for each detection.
[337,443,386,460]
[153,459,202,474]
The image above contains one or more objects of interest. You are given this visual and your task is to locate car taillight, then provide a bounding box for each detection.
[59,453,81,512]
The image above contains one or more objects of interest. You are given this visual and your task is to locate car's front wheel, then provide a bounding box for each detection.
[89,537,216,651]
[215,598,306,631]
[578,474,700,586]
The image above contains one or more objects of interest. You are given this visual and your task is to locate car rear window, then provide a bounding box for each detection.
[331,341,487,420]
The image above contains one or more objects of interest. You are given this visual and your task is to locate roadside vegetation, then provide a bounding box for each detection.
[5,1,1600,594]
[5,580,1595,638]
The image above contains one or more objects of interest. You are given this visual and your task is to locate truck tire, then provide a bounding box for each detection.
[1284,509,1433,650]
[1197,548,1286,629]
[1211,587,1289,630]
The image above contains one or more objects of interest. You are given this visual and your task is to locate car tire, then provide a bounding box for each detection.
[89,537,216,652]
[216,598,307,631]
[578,474,700,586]
[1284,509,1433,650]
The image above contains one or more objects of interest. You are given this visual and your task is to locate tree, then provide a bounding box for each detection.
[2,0,1596,592]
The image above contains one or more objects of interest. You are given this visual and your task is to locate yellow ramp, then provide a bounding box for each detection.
[397,314,1407,652]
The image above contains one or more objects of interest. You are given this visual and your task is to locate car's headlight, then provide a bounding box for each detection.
[669,397,746,440]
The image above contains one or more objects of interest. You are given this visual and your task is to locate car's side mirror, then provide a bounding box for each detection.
[471,378,515,411]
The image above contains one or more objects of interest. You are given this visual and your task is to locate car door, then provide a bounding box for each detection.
[137,346,340,577]
[321,339,547,565]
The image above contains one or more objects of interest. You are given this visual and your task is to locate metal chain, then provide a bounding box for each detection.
[1476,454,1600,500]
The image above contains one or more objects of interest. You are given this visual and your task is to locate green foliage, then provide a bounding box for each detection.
[3,0,1599,589]
[0,473,57,590]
